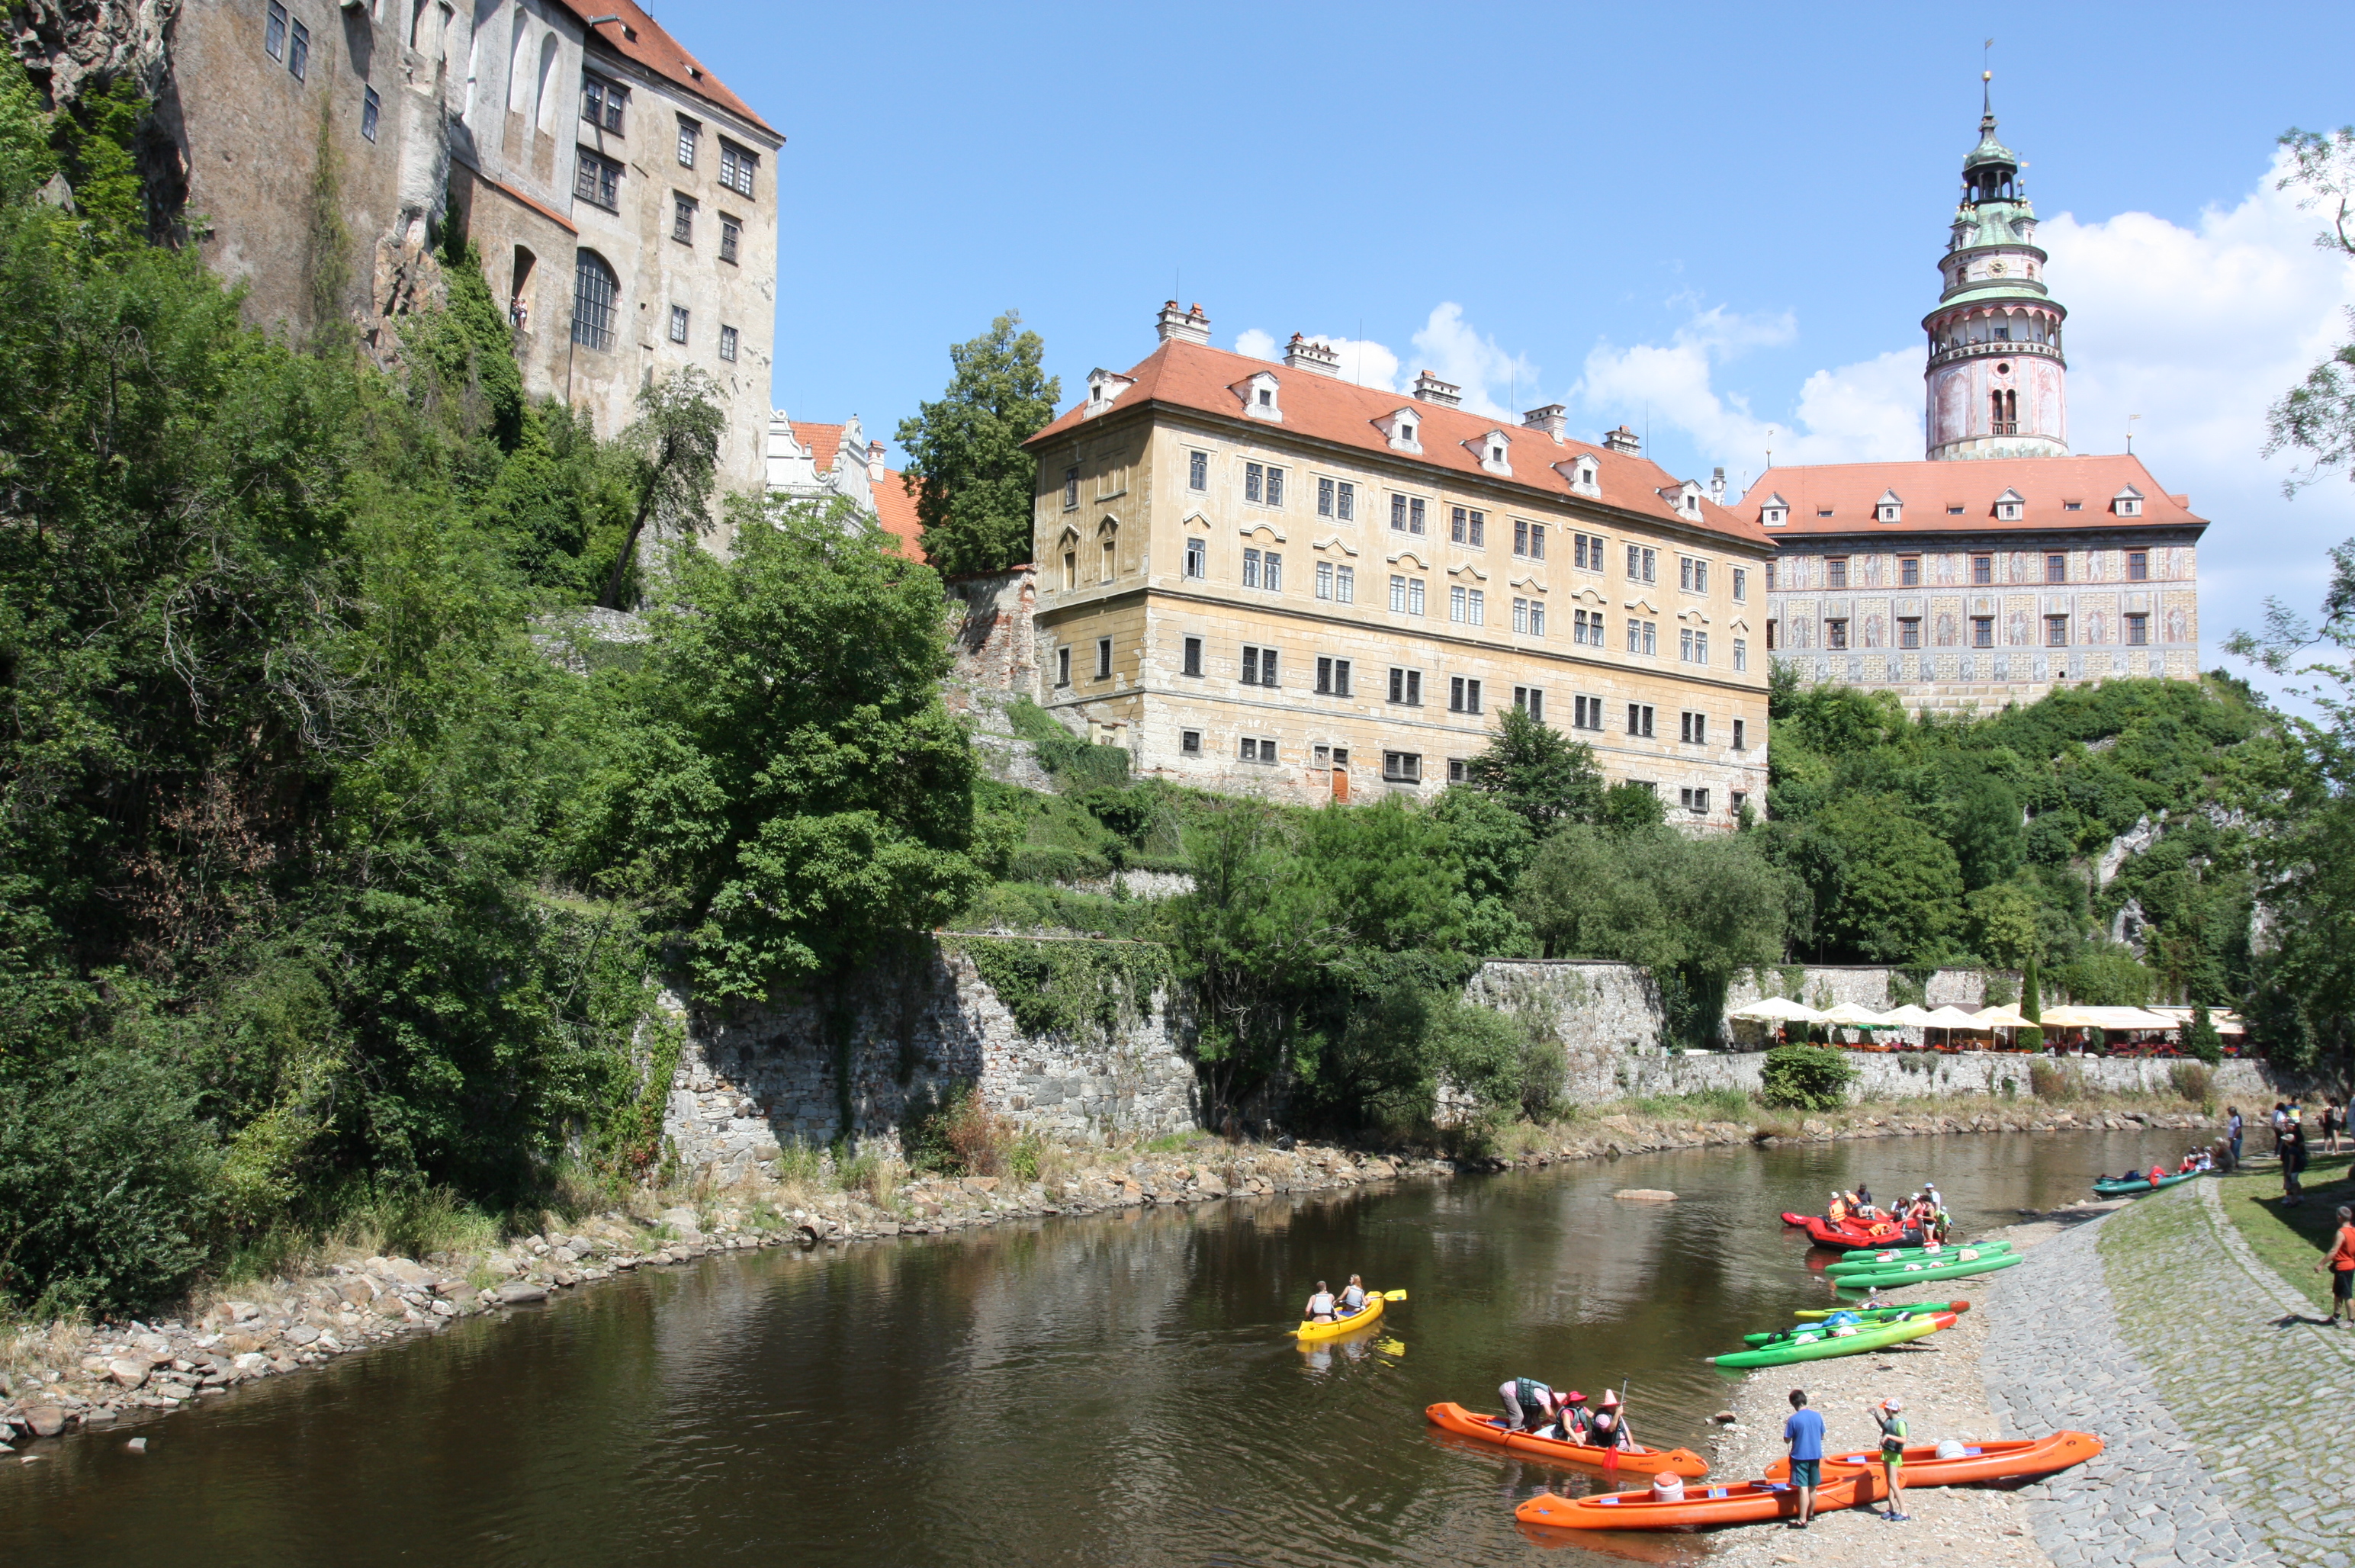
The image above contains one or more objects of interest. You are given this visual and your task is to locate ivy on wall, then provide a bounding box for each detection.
[948,937,1172,1046]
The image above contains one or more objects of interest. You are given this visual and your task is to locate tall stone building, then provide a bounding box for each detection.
[10,0,782,492]
[1753,82,2207,712]
[1022,304,1772,820]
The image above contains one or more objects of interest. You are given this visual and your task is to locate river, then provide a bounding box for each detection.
[1,1126,2196,1566]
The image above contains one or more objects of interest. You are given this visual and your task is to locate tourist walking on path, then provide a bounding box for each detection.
[1868,1398,1910,1521]
[2273,1102,2289,1157]
[1782,1388,1825,1529]
[2228,1106,2244,1165]
[2324,1097,2345,1155]
[2321,1206,2355,1326]
[2281,1123,2308,1207]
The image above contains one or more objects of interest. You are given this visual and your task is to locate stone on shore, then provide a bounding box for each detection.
[108,1359,149,1389]
[24,1405,64,1438]
[494,1282,549,1306]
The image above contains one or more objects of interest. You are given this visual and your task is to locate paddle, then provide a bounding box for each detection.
[1602,1379,1628,1475]
[1382,1289,1409,1301]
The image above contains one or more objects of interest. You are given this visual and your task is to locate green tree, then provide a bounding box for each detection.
[1428,787,1537,957]
[1965,880,2041,969]
[2184,1001,2224,1065]
[1599,779,1668,834]
[895,311,1061,574]
[598,368,725,609]
[592,495,989,1001]
[2022,951,2042,1022]
[1946,776,2024,891]
[1463,706,1605,832]
[2265,127,2355,492]
[1803,797,1965,963]
[1758,1043,1857,1110]
[2055,943,2154,1006]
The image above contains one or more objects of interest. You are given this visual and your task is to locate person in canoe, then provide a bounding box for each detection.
[1853,1183,1876,1218]
[1587,1390,1636,1450]
[1499,1377,1563,1431]
[1335,1275,1367,1317]
[1868,1397,1910,1521]
[1537,1389,1592,1441]
[1304,1281,1338,1322]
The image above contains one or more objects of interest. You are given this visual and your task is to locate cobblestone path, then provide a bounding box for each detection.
[1981,1208,2284,1568]
[2100,1181,2355,1566]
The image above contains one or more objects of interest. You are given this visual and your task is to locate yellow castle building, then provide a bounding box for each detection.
[1021,303,1772,821]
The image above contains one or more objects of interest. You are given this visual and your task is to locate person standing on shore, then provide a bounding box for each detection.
[2282,1123,2308,1207]
[2324,1099,2345,1155]
[1782,1389,1824,1529]
[2272,1102,2289,1156]
[2228,1107,2244,1165]
[2319,1207,2355,1327]
[1869,1397,1910,1521]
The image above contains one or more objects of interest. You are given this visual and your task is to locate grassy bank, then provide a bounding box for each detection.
[2204,1149,2355,1311]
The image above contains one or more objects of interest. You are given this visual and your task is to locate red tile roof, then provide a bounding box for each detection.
[873,468,927,563]
[1026,338,1768,549]
[1743,455,2206,536]
[789,420,844,477]
[549,0,777,137]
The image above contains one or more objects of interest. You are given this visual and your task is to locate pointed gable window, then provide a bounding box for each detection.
[1472,429,1512,477]
[1993,487,2026,522]
[1875,489,1904,524]
[1556,454,1601,497]
[2112,484,2144,518]
[1375,406,1422,453]
[1239,370,1283,423]
[1659,481,1704,519]
[1759,492,1789,527]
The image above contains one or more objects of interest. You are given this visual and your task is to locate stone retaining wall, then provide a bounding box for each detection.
[661,938,1195,1180]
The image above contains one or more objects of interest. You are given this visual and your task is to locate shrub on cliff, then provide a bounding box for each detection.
[1757,1045,1858,1111]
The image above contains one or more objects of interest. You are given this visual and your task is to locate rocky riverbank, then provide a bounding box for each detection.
[0,1093,2218,1452]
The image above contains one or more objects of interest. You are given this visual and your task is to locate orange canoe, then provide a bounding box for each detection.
[1765,1429,2103,1492]
[1515,1474,1865,1531]
[1425,1403,1709,1477]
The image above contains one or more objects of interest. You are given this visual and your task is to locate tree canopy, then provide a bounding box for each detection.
[894,312,1061,575]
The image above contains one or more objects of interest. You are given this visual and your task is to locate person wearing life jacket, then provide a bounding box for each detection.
[1826,1190,1848,1226]
[1500,1377,1560,1432]
[1335,1275,1367,1316]
[1868,1396,1910,1521]
[2148,1163,2167,1187]
[1589,1390,1636,1450]
[1304,1281,1336,1322]
[1537,1390,1592,1442]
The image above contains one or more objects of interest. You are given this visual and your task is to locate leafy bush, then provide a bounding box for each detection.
[0,1043,223,1314]
[2028,1060,2083,1101]
[1757,1044,1859,1110]
[2167,1061,2214,1106]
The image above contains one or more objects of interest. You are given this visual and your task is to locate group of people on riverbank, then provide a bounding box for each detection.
[1781,1387,1914,1528]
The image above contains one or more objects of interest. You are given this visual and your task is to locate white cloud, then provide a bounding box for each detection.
[1573,306,1917,470]
[1309,333,1401,393]
[1233,327,1277,361]
[1409,303,1539,418]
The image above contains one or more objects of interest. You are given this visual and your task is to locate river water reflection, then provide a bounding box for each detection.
[2,1126,2198,1566]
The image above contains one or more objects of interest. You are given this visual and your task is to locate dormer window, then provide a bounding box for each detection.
[1239,371,1283,423]
[1083,368,1136,419]
[1994,487,2026,522]
[2112,485,2144,518]
[1472,429,1512,477]
[1557,455,1601,496]
[1759,492,1788,527]
[1376,407,1422,453]
[1875,490,1904,524]
[1659,482,1703,519]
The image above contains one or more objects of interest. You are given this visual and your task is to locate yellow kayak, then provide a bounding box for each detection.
[1295,1293,1386,1341]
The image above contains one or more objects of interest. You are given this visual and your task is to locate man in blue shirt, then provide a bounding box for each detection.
[1783,1387,1826,1528]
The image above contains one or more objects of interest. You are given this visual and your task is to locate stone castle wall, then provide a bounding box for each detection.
[661,938,1195,1180]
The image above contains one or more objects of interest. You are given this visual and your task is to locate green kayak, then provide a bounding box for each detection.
[1743,1303,1952,1345]
[1835,1238,2013,1264]
[1708,1309,1950,1368]
[1836,1250,2024,1292]
[1825,1242,2013,1277]
[2092,1171,2200,1197]
[1792,1298,1971,1322]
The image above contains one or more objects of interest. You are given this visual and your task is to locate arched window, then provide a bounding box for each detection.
[570,249,618,351]
[507,16,532,113]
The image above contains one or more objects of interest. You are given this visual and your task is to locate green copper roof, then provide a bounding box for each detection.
[1964,126,2018,172]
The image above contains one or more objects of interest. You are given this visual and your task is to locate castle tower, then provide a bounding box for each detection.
[1922,76,2068,461]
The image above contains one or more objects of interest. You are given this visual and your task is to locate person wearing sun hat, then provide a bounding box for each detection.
[1539,1390,1592,1442]
[1868,1396,1910,1520]
[1589,1388,1635,1451]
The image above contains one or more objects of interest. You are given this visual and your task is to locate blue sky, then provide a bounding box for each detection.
[662,0,2355,688]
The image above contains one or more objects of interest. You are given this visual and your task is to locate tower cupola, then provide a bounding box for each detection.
[1921,74,2069,461]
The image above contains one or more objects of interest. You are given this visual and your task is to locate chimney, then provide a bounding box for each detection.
[1603,424,1641,455]
[1283,333,1341,377]
[1709,466,1726,506]
[870,442,888,484]
[1411,369,1462,406]
[1155,300,1212,345]
[1521,403,1568,438]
